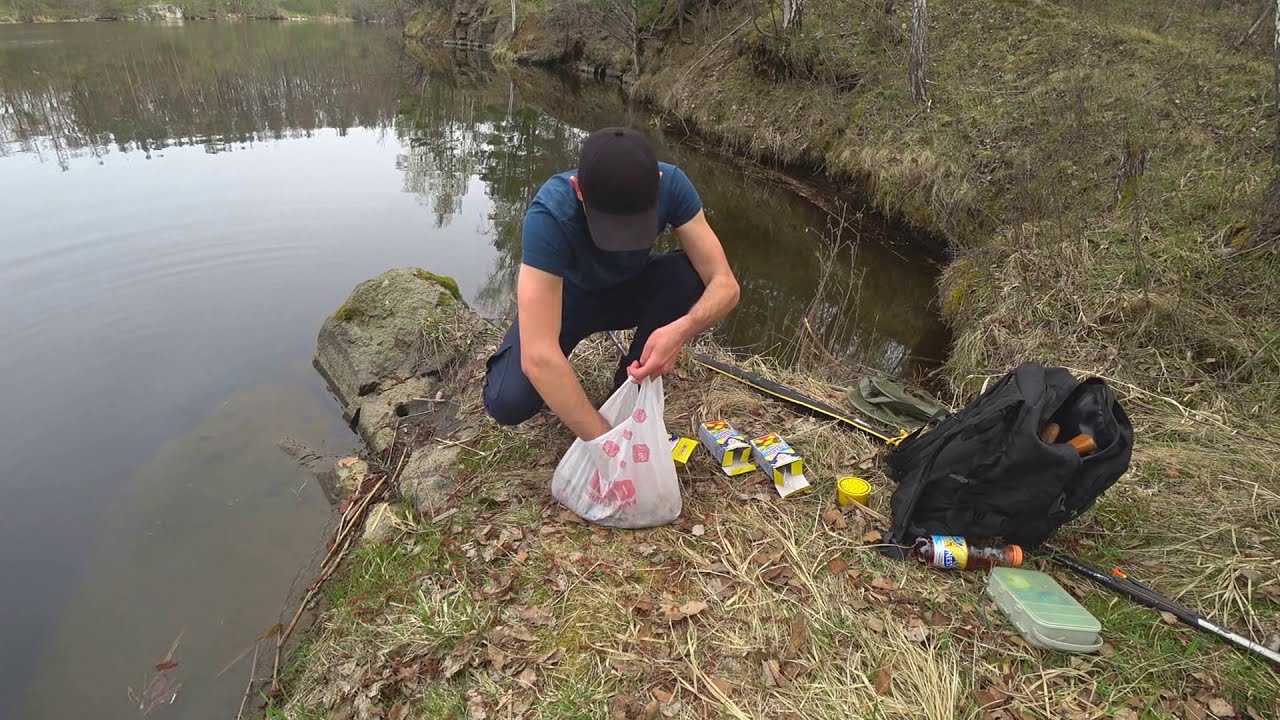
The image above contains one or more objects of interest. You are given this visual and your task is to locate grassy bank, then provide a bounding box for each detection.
[268,1,1280,717]
[271,333,1278,718]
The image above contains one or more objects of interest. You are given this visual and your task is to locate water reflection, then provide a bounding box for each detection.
[2,22,944,373]
[388,53,947,371]
[0,21,404,167]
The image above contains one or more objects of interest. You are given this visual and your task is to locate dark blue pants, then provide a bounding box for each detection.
[483,252,705,426]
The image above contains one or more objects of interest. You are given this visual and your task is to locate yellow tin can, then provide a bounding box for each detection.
[837,476,872,507]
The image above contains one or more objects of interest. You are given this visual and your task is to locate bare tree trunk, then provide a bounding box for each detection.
[510,0,516,34]
[1274,0,1280,162]
[783,0,803,30]
[910,0,928,103]
[631,0,641,77]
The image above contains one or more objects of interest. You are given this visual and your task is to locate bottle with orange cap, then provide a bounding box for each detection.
[911,535,1024,571]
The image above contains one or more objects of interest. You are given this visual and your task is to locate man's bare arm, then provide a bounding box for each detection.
[675,210,740,333]
[517,264,612,440]
[627,210,740,381]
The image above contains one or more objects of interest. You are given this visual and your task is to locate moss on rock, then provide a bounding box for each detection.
[413,268,463,303]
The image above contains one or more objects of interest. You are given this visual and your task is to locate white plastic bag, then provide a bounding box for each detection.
[551,376,682,528]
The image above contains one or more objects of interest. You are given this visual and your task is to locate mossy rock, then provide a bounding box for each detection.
[315,267,477,412]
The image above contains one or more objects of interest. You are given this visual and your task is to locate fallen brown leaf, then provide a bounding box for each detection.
[783,619,807,659]
[442,634,477,678]
[827,557,849,574]
[1113,709,1138,720]
[1182,699,1209,720]
[517,666,537,686]
[861,529,883,544]
[484,645,507,673]
[556,510,585,524]
[480,574,515,600]
[973,688,1006,708]
[821,507,847,529]
[153,660,179,672]
[761,658,789,688]
[388,700,411,720]
[708,676,731,699]
[467,688,489,720]
[873,666,893,695]
[866,618,886,633]
[661,600,707,622]
[870,575,898,591]
[1160,611,1179,626]
[506,625,537,643]
[652,687,674,704]
[519,605,555,627]
[607,695,629,720]
[1207,697,1235,717]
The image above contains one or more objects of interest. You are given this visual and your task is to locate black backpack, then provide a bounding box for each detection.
[883,363,1133,553]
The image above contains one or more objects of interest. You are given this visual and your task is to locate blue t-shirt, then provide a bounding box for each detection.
[520,162,703,290]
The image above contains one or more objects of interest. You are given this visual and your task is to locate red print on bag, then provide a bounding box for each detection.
[613,479,636,502]
[623,429,633,440]
[632,444,650,463]
[632,409,647,423]
[602,440,620,458]
[587,471,637,510]
[620,460,627,469]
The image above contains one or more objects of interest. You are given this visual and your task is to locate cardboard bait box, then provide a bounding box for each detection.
[668,433,698,466]
[749,432,811,498]
[697,420,756,476]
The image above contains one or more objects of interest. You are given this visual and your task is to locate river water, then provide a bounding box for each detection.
[0,21,945,718]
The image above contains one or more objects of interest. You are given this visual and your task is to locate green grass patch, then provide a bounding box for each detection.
[414,685,468,717]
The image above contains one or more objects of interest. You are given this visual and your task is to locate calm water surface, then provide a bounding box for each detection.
[0,21,945,718]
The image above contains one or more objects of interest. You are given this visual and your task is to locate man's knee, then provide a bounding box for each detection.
[483,346,544,426]
[483,389,540,426]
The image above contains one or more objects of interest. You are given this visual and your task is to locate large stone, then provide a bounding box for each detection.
[399,444,462,515]
[314,267,463,414]
[353,376,441,455]
[333,456,370,495]
[360,503,400,544]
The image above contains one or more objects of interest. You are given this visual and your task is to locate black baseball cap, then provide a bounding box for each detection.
[576,127,660,252]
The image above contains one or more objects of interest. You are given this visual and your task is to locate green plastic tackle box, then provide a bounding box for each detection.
[985,567,1103,653]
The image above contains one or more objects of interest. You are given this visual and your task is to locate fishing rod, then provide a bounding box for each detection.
[604,333,905,442]
[1047,547,1280,667]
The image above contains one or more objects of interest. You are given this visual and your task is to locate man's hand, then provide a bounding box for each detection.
[628,318,693,381]
[517,264,615,441]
